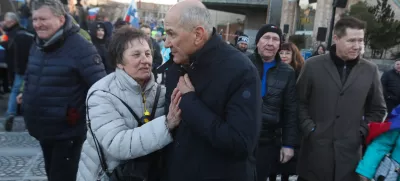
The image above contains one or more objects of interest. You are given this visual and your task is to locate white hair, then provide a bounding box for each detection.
[5,12,20,23]
[178,6,213,35]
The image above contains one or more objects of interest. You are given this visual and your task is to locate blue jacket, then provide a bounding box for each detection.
[22,15,106,141]
[356,130,400,180]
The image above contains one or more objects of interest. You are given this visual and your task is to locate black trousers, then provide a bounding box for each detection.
[256,143,281,181]
[39,136,84,181]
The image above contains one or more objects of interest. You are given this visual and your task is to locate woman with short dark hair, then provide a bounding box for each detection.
[77,26,181,181]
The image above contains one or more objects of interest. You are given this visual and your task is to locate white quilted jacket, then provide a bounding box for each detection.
[76,69,171,181]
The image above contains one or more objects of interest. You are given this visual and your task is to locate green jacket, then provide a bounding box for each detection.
[71,17,92,43]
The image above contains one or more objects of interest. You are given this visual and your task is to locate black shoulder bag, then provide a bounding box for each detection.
[86,85,162,181]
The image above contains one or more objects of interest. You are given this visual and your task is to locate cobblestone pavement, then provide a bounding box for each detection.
[0,119,47,181]
[0,94,46,181]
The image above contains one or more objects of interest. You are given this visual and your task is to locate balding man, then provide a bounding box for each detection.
[162,1,261,181]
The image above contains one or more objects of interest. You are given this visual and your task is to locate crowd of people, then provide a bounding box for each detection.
[0,0,399,181]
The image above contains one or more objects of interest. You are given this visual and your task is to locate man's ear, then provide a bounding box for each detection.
[333,34,339,44]
[193,26,206,46]
[57,15,66,26]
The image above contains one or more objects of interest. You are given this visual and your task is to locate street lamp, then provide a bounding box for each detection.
[327,0,337,50]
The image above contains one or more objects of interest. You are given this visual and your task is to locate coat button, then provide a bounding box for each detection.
[336,115,340,119]
[340,92,344,96]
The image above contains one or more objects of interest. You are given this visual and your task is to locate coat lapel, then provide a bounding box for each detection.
[342,60,365,91]
[323,55,342,89]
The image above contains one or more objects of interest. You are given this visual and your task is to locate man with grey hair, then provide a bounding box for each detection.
[1,12,33,132]
[17,0,106,180]
[162,0,261,181]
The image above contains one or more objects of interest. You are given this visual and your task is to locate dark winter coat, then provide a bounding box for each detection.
[162,30,261,181]
[296,50,386,181]
[22,15,107,141]
[249,53,298,147]
[381,69,400,113]
[2,24,33,74]
[90,22,113,74]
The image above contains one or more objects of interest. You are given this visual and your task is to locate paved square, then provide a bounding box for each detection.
[0,117,46,181]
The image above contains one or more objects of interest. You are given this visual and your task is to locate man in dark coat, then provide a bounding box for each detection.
[296,17,386,181]
[1,12,34,131]
[161,1,261,181]
[381,59,400,113]
[249,24,297,181]
[18,0,106,180]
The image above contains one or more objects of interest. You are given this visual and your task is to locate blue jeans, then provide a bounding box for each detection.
[7,74,23,115]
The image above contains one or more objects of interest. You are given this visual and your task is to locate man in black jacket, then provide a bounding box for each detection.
[18,0,106,180]
[1,12,33,131]
[162,1,261,181]
[381,59,400,113]
[249,24,297,181]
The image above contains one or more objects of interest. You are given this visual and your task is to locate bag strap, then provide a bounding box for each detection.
[86,90,110,176]
[85,89,142,176]
[150,85,162,120]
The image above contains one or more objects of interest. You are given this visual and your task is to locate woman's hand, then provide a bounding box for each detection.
[166,88,182,130]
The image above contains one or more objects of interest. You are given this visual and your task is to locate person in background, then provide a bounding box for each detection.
[1,12,33,132]
[356,105,400,181]
[0,27,7,96]
[249,24,297,181]
[113,18,128,33]
[234,26,244,45]
[90,22,113,74]
[18,0,31,28]
[267,42,304,181]
[296,17,386,181]
[18,0,106,180]
[311,44,326,57]
[140,24,163,82]
[155,31,165,50]
[0,22,10,94]
[381,59,400,113]
[279,42,305,77]
[162,0,261,180]
[236,35,252,56]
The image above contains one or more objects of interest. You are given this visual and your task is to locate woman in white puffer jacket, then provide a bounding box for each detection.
[76,26,181,181]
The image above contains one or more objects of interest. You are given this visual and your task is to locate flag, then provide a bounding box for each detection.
[366,105,400,145]
[88,7,100,20]
[125,0,140,28]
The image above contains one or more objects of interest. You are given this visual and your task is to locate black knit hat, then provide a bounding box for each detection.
[96,22,106,30]
[255,24,283,45]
